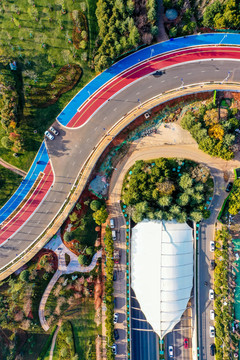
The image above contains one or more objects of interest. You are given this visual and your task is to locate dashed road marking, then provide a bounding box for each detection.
[174,76,179,78]
[161,80,165,83]
[148,85,152,89]
[201,70,206,73]
[187,72,192,75]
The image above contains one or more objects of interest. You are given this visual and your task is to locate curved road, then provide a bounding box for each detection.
[2,58,240,271]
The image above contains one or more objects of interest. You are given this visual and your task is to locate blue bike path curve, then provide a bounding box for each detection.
[57,33,240,126]
[0,143,49,224]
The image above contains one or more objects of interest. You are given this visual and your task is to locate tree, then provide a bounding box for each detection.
[169,27,177,37]
[158,195,172,207]
[179,173,193,190]
[177,211,187,223]
[63,231,73,243]
[93,206,108,225]
[90,200,101,211]
[190,211,203,222]
[69,212,78,223]
[157,181,175,195]
[60,348,68,358]
[86,246,94,256]
[177,193,189,206]
[78,254,88,265]
[19,270,30,282]
[180,112,195,130]
[1,136,13,149]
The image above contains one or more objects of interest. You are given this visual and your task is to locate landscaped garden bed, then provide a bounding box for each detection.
[0,165,22,208]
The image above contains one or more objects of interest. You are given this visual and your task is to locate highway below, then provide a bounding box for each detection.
[2,59,240,270]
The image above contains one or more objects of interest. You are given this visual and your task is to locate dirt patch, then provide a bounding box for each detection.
[71,10,88,49]
[32,249,58,271]
[94,277,103,311]
[30,64,82,108]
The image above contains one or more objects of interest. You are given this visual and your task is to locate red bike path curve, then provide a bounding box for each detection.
[0,162,54,246]
[67,46,240,128]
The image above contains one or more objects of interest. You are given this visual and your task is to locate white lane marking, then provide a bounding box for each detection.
[72,161,75,166]
[94,126,98,131]
[125,98,128,101]
[161,80,165,83]
[201,70,206,72]
[104,117,107,120]
[60,185,63,191]
[28,229,31,234]
[148,85,152,88]
[174,76,179,78]
[187,72,192,75]
[136,92,140,95]
[113,108,117,112]
[86,138,89,142]
[79,150,82,154]
[74,144,78,148]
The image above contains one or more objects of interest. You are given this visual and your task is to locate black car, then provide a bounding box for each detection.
[153,70,165,77]
[210,260,215,270]
[113,271,117,281]
[114,329,119,340]
[226,182,233,192]
[210,343,216,356]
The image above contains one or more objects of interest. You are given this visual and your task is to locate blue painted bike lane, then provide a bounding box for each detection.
[0,142,49,224]
[57,33,240,126]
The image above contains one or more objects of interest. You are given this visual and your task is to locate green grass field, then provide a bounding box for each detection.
[0,165,22,208]
[0,0,98,171]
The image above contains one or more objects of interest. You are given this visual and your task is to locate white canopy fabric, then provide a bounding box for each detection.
[131,220,193,339]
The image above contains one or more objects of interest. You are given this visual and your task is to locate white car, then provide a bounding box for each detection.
[210,309,215,320]
[44,130,54,140]
[114,313,119,324]
[168,345,174,358]
[110,218,115,229]
[112,344,117,355]
[49,126,59,136]
[209,326,215,338]
[210,241,215,252]
[209,289,214,300]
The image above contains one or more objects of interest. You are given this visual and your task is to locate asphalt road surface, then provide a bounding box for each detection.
[2,59,240,269]
[131,288,159,360]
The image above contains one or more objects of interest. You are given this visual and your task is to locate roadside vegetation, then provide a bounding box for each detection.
[122,158,213,223]
[62,198,107,265]
[214,227,239,360]
[104,227,115,360]
[180,100,239,160]
[0,250,57,359]
[0,165,22,208]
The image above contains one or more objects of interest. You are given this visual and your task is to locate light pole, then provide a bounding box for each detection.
[150,48,154,58]
[218,34,227,46]
[87,90,90,97]
[137,98,141,107]
[221,71,231,84]
[180,78,184,88]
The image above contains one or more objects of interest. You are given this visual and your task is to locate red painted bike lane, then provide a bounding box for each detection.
[67,46,240,128]
[0,162,54,245]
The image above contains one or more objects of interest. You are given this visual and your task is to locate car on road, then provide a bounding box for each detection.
[49,126,59,136]
[226,182,233,192]
[184,338,189,349]
[210,241,215,252]
[210,343,216,356]
[209,326,215,338]
[210,260,215,270]
[114,313,119,324]
[114,329,119,340]
[168,345,174,358]
[112,230,117,241]
[113,270,117,281]
[210,309,215,320]
[110,218,115,228]
[153,70,165,77]
[112,344,117,355]
[209,289,214,300]
[44,131,54,140]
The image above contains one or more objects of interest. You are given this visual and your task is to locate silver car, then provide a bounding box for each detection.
[44,130,54,140]
[49,126,59,136]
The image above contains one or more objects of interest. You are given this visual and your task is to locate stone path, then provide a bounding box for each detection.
[0,157,26,177]
[39,232,102,331]
[49,320,62,360]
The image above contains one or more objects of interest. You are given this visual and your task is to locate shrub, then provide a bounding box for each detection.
[19,270,30,282]
[90,200,101,211]
[93,206,108,225]
[78,254,88,265]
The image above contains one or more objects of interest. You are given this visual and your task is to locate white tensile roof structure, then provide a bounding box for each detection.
[131,220,193,339]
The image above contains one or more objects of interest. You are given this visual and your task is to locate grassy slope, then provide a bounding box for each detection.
[0,0,97,171]
[0,165,22,208]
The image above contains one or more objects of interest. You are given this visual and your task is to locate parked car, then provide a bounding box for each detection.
[114,313,119,324]
[168,346,174,358]
[209,326,215,338]
[112,230,117,241]
[44,130,54,140]
[210,343,216,356]
[112,344,117,355]
[184,338,188,349]
[226,182,233,192]
[114,329,119,340]
[209,289,214,300]
[110,218,115,228]
[113,270,117,281]
[210,260,215,270]
[49,126,59,136]
[210,310,215,320]
[210,241,215,252]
